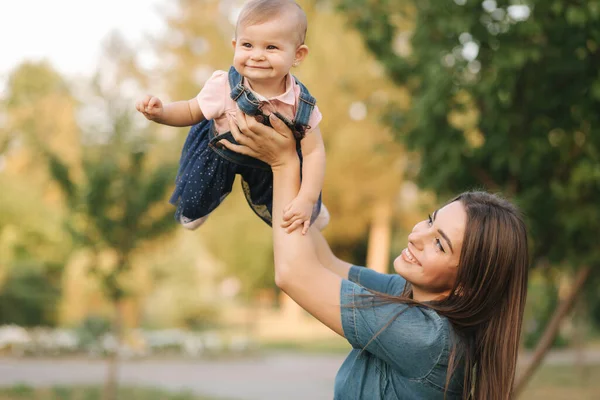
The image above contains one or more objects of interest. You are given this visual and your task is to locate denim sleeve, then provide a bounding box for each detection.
[348,265,407,295]
[340,279,447,379]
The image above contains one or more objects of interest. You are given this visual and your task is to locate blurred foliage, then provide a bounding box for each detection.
[44,36,178,304]
[0,62,75,327]
[0,174,68,268]
[338,0,600,270]
[2,61,80,190]
[522,269,569,349]
[0,262,62,327]
[583,271,600,331]
[74,315,112,351]
[0,61,75,266]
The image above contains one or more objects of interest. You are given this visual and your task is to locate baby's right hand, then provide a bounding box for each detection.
[135,95,164,121]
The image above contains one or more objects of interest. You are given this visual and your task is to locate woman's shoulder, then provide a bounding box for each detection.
[377,303,453,371]
[385,307,456,380]
[399,305,450,348]
[342,280,450,356]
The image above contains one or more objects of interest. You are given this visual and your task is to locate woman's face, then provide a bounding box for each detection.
[393,201,467,301]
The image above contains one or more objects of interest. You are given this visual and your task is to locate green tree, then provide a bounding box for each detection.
[0,62,76,318]
[46,33,177,400]
[0,261,62,327]
[339,0,600,393]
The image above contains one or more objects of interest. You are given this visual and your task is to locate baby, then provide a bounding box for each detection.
[136,0,328,234]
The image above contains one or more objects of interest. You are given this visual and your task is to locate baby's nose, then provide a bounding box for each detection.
[251,50,265,59]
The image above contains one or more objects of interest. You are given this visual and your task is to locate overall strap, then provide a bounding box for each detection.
[228,66,244,100]
[228,66,262,116]
[292,76,316,128]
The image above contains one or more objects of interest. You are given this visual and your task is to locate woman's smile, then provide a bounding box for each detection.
[401,247,421,266]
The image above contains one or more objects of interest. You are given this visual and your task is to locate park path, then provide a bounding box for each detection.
[0,350,599,400]
[0,353,344,400]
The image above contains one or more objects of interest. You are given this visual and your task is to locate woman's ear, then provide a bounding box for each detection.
[293,45,309,66]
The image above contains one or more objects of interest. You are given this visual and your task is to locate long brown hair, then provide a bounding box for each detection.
[367,191,529,399]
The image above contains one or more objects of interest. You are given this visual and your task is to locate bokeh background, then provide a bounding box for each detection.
[1,0,599,399]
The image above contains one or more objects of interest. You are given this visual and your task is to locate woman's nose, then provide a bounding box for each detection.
[408,223,426,250]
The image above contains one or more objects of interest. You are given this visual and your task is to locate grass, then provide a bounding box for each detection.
[0,385,232,400]
[521,364,600,399]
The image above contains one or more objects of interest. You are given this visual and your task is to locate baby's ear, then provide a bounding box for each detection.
[294,44,309,64]
[231,39,237,50]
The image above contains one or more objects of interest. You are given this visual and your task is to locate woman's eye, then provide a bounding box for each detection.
[436,239,446,253]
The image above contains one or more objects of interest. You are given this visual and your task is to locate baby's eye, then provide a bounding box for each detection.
[266,45,278,50]
[241,42,252,48]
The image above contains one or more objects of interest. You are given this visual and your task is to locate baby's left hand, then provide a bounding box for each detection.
[282,196,315,235]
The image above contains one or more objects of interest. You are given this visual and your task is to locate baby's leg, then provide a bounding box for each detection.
[180,215,210,230]
[313,203,330,231]
[179,189,232,230]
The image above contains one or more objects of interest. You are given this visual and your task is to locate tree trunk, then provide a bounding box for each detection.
[573,298,589,387]
[366,201,392,274]
[514,265,591,397]
[103,299,124,400]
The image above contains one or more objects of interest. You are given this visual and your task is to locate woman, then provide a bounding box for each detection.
[220,111,529,399]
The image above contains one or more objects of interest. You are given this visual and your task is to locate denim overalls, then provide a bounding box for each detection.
[169,66,322,227]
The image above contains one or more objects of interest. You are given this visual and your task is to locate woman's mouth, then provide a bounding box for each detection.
[401,248,421,266]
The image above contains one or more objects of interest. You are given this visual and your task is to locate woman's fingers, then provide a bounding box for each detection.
[239,109,290,142]
[227,113,243,140]
[227,114,255,148]
[224,109,298,167]
[219,139,260,158]
[235,109,256,138]
[268,113,293,140]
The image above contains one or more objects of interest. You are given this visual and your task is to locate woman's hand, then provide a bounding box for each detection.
[220,110,298,169]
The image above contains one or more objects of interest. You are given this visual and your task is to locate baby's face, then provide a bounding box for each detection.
[232,15,306,87]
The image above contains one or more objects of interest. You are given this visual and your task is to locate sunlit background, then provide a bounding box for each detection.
[0,0,165,77]
[1,0,599,399]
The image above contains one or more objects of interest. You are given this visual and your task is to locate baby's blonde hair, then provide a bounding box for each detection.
[236,0,308,45]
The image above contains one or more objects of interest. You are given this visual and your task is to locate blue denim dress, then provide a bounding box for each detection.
[169,66,322,226]
[336,266,465,399]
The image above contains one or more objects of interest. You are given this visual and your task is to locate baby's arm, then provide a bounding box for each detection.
[135,96,205,127]
[282,127,326,234]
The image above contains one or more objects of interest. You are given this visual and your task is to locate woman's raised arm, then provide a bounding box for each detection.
[221,111,346,336]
